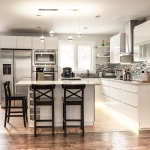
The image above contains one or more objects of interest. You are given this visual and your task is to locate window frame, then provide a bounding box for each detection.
[58,40,96,73]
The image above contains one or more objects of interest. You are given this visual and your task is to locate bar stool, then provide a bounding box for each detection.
[3,81,28,127]
[62,84,86,137]
[32,84,55,137]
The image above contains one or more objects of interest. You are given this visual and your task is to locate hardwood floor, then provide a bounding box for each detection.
[1,103,150,150]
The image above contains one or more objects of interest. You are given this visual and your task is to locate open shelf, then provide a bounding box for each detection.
[95,46,110,48]
[96,56,110,58]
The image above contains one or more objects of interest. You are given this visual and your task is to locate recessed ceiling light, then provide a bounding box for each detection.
[84,27,88,29]
[37,15,41,16]
[95,15,101,18]
[37,26,41,28]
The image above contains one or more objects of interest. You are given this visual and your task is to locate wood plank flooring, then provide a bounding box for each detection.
[1,103,150,150]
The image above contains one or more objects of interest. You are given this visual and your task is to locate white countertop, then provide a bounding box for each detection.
[16,80,100,86]
[101,78,150,85]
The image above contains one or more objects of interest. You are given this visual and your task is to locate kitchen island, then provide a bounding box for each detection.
[16,80,99,127]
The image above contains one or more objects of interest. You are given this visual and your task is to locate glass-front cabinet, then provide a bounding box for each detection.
[134,41,150,61]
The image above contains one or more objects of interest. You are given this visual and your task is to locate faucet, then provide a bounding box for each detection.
[87,70,89,77]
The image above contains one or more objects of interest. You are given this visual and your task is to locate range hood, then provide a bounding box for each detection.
[120,20,136,56]
[120,19,146,56]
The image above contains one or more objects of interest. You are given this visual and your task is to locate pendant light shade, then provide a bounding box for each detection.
[49,10,54,36]
[40,35,45,42]
[49,30,54,36]
[68,36,73,41]
[40,12,45,42]
[68,10,73,41]
[77,10,82,37]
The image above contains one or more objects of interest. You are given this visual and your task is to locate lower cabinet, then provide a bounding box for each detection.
[100,79,138,122]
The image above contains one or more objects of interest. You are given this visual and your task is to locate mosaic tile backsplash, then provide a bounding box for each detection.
[77,62,150,80]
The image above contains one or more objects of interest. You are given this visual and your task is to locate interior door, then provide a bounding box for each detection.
[0,50,14,107]
[14,50,31,107]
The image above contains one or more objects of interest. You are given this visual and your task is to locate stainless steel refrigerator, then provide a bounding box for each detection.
[0,49,31,108]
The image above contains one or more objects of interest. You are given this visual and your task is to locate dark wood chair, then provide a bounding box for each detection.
[31,84,55,137]
[3,81,28,127]
[62,84,86,137]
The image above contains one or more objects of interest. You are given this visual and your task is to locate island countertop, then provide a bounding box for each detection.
[16,80,100,86]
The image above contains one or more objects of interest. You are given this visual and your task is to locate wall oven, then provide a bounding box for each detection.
[32,66,58,81]
[32,50,57,66]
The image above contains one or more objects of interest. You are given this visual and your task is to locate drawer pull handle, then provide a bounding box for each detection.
[110,97,121,101]
[123,101,137,108]
[110,86,121,90]
[101,93,109,97]
[101,84,109,87]
[123,89,137,94]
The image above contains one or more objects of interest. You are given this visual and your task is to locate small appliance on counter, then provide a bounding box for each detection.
[62,67,72,78]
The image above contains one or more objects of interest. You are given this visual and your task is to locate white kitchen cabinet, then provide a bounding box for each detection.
[134,20,150,45]
[110,33,132,63]
[1,36,16,48]
[17,36,32,49]
[45,37,58,49]
[32,37,44,49]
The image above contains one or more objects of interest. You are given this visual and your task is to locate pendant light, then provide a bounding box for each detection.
[49,10,54,36]
[77,10,82,37]
[40,11,45,42]
[68,10,73,41]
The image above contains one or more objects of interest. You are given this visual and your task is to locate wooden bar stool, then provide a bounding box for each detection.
[3,81,28,127]
[62,84,86,137]
[32,84,55,137]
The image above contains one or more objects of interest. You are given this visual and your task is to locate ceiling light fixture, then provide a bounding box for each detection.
[95,15,101,18]
[40,11,45,42]
[68,10,73,41]
[49,10,54,36]
[77,10,82,37]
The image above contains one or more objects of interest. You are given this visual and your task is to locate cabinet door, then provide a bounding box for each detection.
[134,20,150,45]
[114,49,120,63]
[45,37,58,49]
[110,50,114,63]
[17,36,32,49]
[32,37,44,49]
[1,36,16,48]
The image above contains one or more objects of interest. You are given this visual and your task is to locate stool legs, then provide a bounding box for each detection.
[52,100,55,137]
[4,100,8,127]
[22,100,26,127]
[7,100,11,123]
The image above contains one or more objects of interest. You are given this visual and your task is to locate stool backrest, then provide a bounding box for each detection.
[3,81,11,99]
[32,84,55,101]
[62,84,86,100]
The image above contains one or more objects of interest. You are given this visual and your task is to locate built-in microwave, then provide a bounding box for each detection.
[34,50,56,65]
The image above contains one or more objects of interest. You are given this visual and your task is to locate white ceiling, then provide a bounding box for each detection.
[0,0,150,35]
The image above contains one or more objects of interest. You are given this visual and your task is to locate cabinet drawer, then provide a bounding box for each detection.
[109,97,121,113]
[110,80,121,89]
[101,93,110,107]
[121,103,138,122]
[122,84,138,93]
[100,79,109,86]
[101,85,109,96]
[122,91,138,107]
[110,87,121,101]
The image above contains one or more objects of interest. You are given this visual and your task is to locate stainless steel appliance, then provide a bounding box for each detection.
[32,66,58,81]
[62,67,72,78]
[0,50,31,108]
[32,50,57,66]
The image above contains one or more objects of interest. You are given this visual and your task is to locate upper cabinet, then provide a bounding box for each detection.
[32,37,44,49]
[134,20,150,45]
[134,20,150,61]
[32,37,58,49]
[17,36,32,49]
[110,33,132,63]
[1,36,17,48]
[45,37,58,49]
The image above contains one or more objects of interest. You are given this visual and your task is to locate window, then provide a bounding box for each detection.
[58,41,95,73]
